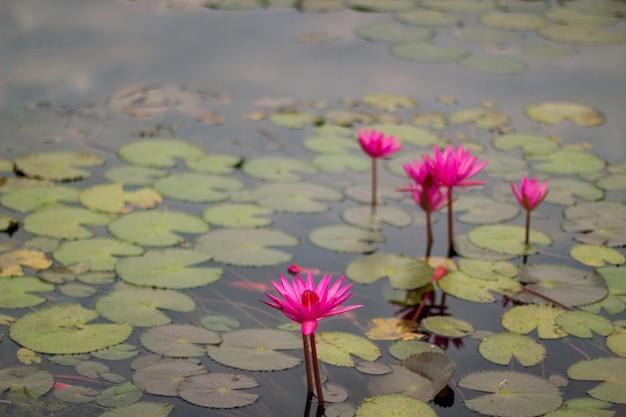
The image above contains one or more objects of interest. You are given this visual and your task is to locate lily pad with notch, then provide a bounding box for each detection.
[555,310,614,339]
[313,153,371,173]
[459,56,529,76]
[310,225,385,253]
[355,22,435,44]
[342,205,413,231]
[140,324,221,357]
[543,178,603,206]
[453,195,519,224]
[206,328,302,371]
[1,184,80,213]
[0,276,55,308]
[14,151,106,181]
[492,132,559,157]
[421,316,474,338]
[108,210,209,247]
[53,238,144,271]
[104,166,168,185]
[202,203,273,228]
[567,357,626,404]
[478,332,546,366]
[154,172,244,203]
[501,304,567,339]
[355,394,438,417]
[467,224,552,256]
[0,365,54,403]
[96,402,173,417]
[116,248,222,289]
[132,361,208,396]
[345,253,434,290]
[389,42,470,63]
[251,182,343,214]
[316,331,381,367]
[242,156,317,182]
[529,149,606,175]
[80,183,162,213]
[195,228,298,267]
[178,373,259,408]
[96,286,196,327]
[118,139,207,169]
[0,249,53,277]
[23,206,114,240]
[185,153,242,175]
[570,244,625,267]
[525,101,606,126]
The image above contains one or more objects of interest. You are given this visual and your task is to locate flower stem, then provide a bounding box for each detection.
[446,187,456,258]
[371,157,377,211]
[425,211,433,259]
[524,209,530,247]
[308,333,325,404]
[302,334,313,393]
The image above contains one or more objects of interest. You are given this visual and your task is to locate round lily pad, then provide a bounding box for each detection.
[483,154,527,181]
[529,150,606,175]
[0,185,80,213]
[478,332,546,366]
[355,22,435,44]
[184,153,242,175]
[132,361,208,396]
[14,151,105,181]
[570,244,625,267]
[453,195,519,224]
[116,248,222,289]
[310,225,385,253]
[96,402,173,417]
[344,0,417,12]
[449,108,510,129]
[567,357,626,404]
[313,153,371,173]
[355,394,437,417]
[555,310,614,338]
[542,178,603,206]
[345,253,434,290]
[140,324,221,357]
[467,224,552,255]
[596,173,626,191]
[368,124,439,147]
[342,205,413,231]
[118,139,207,168]
[395,9,459,27]
[421,316,474,338]
[525,101,606,126]
[480,11,550,31]
[0,276,55,308]
[80,183,162,213]
[362,94,419,112]
[104,166,168,185]
[439,270,522,302]
[0,249,53,277]
[202,203,273,228]
[562,201,626,246]
[523,43,578,58]
[492,132,560,156]
[53,238,144,271]
[242,156,317,182]
[388,340,445,360]
[92,344,139,361]
[423,0,497,13]
[178,373,259,408]
[501,304,568,339]
[206,329,302,371]
[389,42,470,63]
[316,331,382,367]
[200,315,240,332]
[451,27,525,44]
[108,210,209,247]
[367,363,440,403]
[23,206,114,240]
[269,110,321,129]
[9,304,133,354]
[457,258,518,281]
[195,228,298,266]
[544,7,618,27]
[0,366,54,402]
[154,172,244,203]
[251,182,344,214]
[539,25,626,45]
[303,135,359,154]
[96,286,196,327]
[459,371,563,417]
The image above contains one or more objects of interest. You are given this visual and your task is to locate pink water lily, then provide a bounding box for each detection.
[358,129,402,159]
[401,159,448,213]
[261,273,363,336]
[422,144,487,188]
[511,176,548,212]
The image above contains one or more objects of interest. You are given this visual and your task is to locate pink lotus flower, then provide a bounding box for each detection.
[261,273,363,335]
[287,264,321,275]
[401,159,448,213]
[358,129,402,159]
[511,176,548,212]
[422,145,487,188]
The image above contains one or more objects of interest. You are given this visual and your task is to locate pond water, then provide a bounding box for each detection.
[1,1,626,417]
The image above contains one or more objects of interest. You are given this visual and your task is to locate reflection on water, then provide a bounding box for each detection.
[1,1,626,417]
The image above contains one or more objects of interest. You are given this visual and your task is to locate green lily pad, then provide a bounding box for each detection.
[118,139,207,168]
[423,0,497,13]
[108,210,209,247]
[132,361,208,396]
[498,0,548,12]
[367,363,440,402]
[355,394,437,417]
[459,56,529,76]
[242,156,317,182]
[206,329,302,371]
[324,109,375,127]
[14,151,105,181]
[539,25,626,45]
[195,228,298,266]
[60,283,98,298]
[596,173,626,191]
[140,324,221,357]
[154,173,244,203]
[96,401,173,417]
[567,357,626,403]
[0,214,18,233]
[208,0,263,10]
[467,224,552,255]
[104,166,168,185]
[178,372,259,408]
[478,332,546,366]
[341,205,413,231]
[543,178,603,206]
[438,270,522,302]
[269,110,321,129]
[251,182,344,213]
[202,203,273,228]
[116,249,222,289]
[53,385,99,403]
[53,238,144,271]
[0,366,55,402]
[457,258,518,281]
[0,249,53,277]
[607,328,626,357]
[389,42,470,63]
[313,153,371,173]
[483,153,527,181]
[451,27,525,44]
[501,304,568,339]
[529,149,606,174]
[310,225,385,253]
[316,331,381,367]
[388,340,445,360]
[562,201,626,246]
[344,184,404,204]
[395,9,459,27]
[570,244,625,267]
[421,316,474,338]
[525,101,606,126]
[96,286,196,327]
[544,397,617,417]
[544,8,618,27]
[303,135,359,154]
[80,183,162,213]
[0,276,55,308]
[480,11,550,31]
[459,371,563,417]
[364,94,419,112]
[23,206,114,240]
[92,343,139,360]
[200,315,240,332]
[9,304,133,354]
[453,195,519,224]
[368,124,439,147]
[355,22,435,44]
[515,264,608,307]
[555,310,614,338]
[184,153,242,175]
[454,234,517,261]
[523,43,578,57]
[448,108,511,130]
[492,132,560,156]
[0,185,80,213]
[344,0,417,12]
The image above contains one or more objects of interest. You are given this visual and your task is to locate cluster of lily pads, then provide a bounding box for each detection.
[0,84,625,417]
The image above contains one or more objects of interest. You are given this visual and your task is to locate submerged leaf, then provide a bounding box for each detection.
[0,366,54,402]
